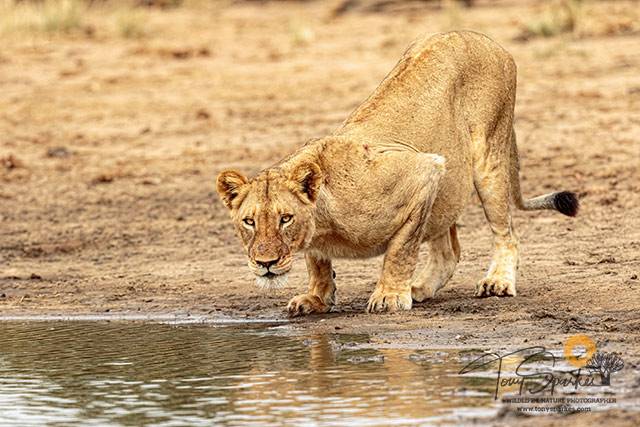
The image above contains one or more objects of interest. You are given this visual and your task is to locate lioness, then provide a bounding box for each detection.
[216,31,578,316]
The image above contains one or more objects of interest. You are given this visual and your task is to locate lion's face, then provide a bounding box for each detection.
[216,162,322,289]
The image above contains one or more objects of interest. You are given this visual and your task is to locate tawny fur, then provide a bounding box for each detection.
[216,31,578,316]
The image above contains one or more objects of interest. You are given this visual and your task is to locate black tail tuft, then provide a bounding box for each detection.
[553,191,579,217]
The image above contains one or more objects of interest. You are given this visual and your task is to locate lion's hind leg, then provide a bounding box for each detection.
[473,124,519,297]
[410,225,460,302]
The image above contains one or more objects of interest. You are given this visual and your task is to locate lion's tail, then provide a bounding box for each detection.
[509,130,579,217]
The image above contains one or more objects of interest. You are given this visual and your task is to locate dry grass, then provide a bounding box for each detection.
[41,0,85,33]
[0,0,86,36]
[115,9,147,39]
[288,21,315,47]
[517,0,640,42]
[523,0,583,39]
[0,0,159,39]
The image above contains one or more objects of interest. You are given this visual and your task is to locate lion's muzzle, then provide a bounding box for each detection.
[250,257,291,290]
[248,255,293,279]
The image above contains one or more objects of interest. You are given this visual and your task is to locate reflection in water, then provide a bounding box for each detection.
[0,322,497,426]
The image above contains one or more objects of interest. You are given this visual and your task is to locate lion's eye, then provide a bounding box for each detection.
[280,215,293,224]
[243,218,255,227]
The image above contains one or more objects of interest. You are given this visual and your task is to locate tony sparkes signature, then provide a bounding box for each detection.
[459,346,601,400]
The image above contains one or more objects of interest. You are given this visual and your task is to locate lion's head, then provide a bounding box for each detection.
[216,162,323,288]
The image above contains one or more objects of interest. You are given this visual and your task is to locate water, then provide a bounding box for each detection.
[0,321,634,426]
[0,321,502,426]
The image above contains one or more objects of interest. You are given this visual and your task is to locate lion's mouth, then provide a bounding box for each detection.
[255,272,289,289]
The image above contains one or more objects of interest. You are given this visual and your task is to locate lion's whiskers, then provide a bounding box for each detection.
[255,273,289,290]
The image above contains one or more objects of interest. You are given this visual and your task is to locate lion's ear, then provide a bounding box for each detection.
[216,170,248,209]
[289,162,323,203]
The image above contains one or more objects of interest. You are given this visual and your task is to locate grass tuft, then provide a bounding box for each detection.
[116,10,147,39]
[289,22,314,47]
[516,0,583,41]
[41,0,84,33]
[0,0,86,36]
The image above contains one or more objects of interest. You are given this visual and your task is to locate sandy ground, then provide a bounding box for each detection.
[1,0,639,424]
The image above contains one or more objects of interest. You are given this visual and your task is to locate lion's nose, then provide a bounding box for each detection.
[255,257,280,269]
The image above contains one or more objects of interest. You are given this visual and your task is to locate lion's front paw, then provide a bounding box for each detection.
[366,290,412,313]
[287,294,331,317]
[411,285,435,303]
[475,276,516,297]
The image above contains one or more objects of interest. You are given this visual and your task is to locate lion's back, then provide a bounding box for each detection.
[337,31,517,239]
[339,31,515,134]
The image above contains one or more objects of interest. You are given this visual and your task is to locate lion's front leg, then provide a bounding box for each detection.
[366,221,422,313]
[287,252,336,317]
[367,153,445,313]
